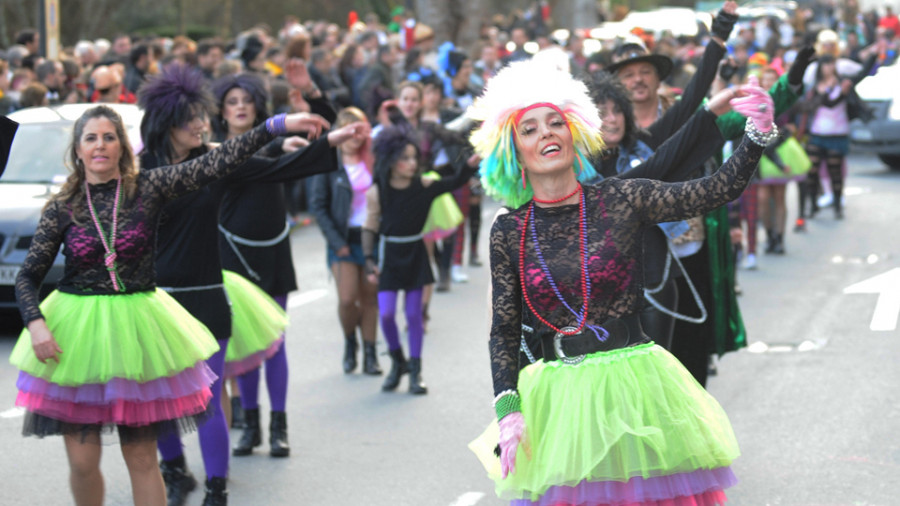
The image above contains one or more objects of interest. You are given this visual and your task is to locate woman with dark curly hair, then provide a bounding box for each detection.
[362,125,478,394]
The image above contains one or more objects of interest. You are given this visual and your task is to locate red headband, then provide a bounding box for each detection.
[513,102,566,125]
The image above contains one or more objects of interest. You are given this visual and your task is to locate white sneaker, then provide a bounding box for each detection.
[742,253,758,270]
[451,265,469,283]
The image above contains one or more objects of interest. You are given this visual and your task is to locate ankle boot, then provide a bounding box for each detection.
[343,333,358,373]
[230,396,245,428]
[771,232,785,254]
[362,342,382,375]
[269,411,290,457]
[408,357,428,395]
[382,348,409,391]
[232,408,261,456]
[160,457,196,506]
[201,477,227,506]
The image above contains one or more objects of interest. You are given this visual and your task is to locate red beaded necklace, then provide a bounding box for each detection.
[518,185,589,336]
[532,185,581,205]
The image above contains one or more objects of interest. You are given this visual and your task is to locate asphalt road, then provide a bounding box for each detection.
[0,152,898,506]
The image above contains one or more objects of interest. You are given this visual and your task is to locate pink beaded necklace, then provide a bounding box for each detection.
[85,179,126,292]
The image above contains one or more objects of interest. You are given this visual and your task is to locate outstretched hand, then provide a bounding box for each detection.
[284,112,331,140]
[285,58,315,94]
[731,75,775,132]
[327,120,370,147]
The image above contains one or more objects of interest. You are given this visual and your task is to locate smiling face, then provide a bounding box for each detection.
[597,99,625,148]
[76,117,123,184]
[169,112,207,157]
[398,85,422,121]
[514,106,574,180]
[222,87,257,132]
[617,61,659,104]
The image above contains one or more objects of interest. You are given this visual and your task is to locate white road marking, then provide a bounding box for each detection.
[843,268,900,331]
[0,406,25,419]
[449,492,485,506]
[287,289,328,309]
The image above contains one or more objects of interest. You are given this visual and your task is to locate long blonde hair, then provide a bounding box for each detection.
[52,105,139,217]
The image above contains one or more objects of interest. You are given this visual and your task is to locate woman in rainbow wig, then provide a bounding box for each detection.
[469,58,778,505]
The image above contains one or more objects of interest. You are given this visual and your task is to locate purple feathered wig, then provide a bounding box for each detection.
[138,63,216,162]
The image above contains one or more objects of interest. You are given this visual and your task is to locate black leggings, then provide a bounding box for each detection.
[804,143,845,214]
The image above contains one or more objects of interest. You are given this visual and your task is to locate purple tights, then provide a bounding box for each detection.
[239,294,288,412]
[157,338,229,479]
[377,288,424,358]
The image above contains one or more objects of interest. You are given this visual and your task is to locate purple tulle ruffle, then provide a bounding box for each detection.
[510,467,737,506]
[16,363,217,404]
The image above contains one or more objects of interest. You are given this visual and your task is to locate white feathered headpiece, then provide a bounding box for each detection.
[467,58,604,208]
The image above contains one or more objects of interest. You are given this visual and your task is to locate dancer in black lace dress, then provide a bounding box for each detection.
[10,104,328,506]
[362,126,478,394]
[468,59,778,505]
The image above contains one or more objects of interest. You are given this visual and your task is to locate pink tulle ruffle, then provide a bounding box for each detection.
[223,337,283,378]
[16,363,216,404]
[510,468,735,506]
[16,388,213,426]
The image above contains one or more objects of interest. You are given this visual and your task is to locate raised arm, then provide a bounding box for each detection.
[147,113,331,200]
[645,2,736,148]
[625,82,773,223]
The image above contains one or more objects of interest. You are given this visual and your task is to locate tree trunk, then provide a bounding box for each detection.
[549,0,598,30]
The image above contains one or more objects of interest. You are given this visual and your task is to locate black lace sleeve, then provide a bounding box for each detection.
[618,138,764,225]
[144,123,274,200]
[488,214,523,397]
[15,200,63,323]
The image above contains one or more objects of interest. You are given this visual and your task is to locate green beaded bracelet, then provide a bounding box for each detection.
[494,393,521,421]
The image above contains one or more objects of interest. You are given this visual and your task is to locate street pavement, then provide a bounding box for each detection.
[1,152,898,505]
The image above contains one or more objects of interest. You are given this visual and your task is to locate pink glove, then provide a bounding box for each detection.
[498,412,528,478]
[730,75,775,132]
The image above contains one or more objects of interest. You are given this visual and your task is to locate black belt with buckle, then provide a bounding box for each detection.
[539,313,647,363]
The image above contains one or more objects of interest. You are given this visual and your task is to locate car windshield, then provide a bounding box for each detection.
[3,123,74,184]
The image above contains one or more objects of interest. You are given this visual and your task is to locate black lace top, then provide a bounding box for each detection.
[488,139,764,396]
[15,124,274,324]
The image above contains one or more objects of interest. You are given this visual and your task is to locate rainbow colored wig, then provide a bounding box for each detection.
[467,59,605,208]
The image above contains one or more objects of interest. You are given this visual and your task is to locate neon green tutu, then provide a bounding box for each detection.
[469,343,740,501]
[222,270,288,378]
[422,171,464,240]
[10,289,220,386]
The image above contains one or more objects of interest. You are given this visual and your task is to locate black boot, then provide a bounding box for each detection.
[232,408,261,456]
[363,342,382,375]
[436,267,451,292]
[771,232,785,254]
[269,411,290,457]
[230,396,245,429]
[201,477,227,506]
[408,357,428,395]
[382,348,408,391]
[764,229,775,254]
[343,332,358,373]
[160,456,196,506]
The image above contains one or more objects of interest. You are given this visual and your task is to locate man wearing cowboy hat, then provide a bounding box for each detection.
[606,41,676,129]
